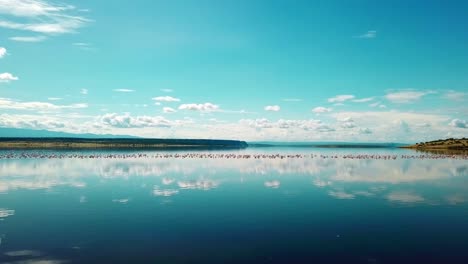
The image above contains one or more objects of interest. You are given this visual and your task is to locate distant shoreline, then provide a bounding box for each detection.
[0,138,248,150]
[0,137,406,150]
[248,143,404,148]
[1,137,466,152]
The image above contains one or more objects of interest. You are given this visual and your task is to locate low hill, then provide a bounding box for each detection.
[401,138,468,150]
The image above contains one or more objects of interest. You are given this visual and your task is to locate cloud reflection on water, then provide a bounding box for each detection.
[0,151,467,205]
[0,208,15,219]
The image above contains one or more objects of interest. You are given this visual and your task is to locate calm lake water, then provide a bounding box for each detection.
[1,148,467,264]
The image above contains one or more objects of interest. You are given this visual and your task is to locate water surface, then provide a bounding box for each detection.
[1,148,467,263]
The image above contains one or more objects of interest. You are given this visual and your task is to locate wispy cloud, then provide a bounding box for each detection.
[160,88,173,93]
[9,35,46,42]
[80,88,88,95]
[240,118,333,132]
[179,103,219,112]
[368,101,386,108]
[0,47,6,58]
[312,107,332,114]
[72,42,94,51]
[113,89,135,93]
[355,30,377,39]
[352,97,374,103]
[0,97,87,111]
[0,0,90,37]
[100,113,171,128]
[73,42,90,47]
[47,97,62,101]
[359,128,372,134]
[385,90,433,103]
[163,107,176,113]
[0,72,19,82]
[264,105,280,112]
[152,96,180,102]
[328,95,355,103]
[444,90,466,102]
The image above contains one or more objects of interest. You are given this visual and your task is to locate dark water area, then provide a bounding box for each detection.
[1,148,467,263]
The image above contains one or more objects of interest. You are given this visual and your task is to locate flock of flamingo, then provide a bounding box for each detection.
[0,152,466,160]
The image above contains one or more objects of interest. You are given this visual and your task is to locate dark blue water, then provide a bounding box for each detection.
[1,148,467,263]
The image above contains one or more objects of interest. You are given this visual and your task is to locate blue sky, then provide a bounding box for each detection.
[0,0,467,142]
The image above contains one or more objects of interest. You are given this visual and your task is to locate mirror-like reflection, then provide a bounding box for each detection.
[1,149,466,205]
[1,148,468,263]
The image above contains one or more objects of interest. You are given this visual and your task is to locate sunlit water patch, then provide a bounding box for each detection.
[0,148,467,263]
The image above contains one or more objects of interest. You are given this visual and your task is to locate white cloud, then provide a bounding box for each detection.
[160,88,173,93]
[178,103,219,112]
[337,116,357,129]
[312,106,332,113]
[369,101,387,108]
[385,90,432,103]
[444,90,466,102]
[152,96,180,102]
[47,97,62,101]
[264,105,280,111]
[72,42,94,51]
[9,35,46,42]
[338,117,353,122]
[355,30,377,39]
[0,0,73,16]
[163,107,176,113]
[113,89,135,93]
[73,42,90,46]
[359,128,372,134]
[352,97,374,103]
[0,47,6,58]
[0,0,90,36]
[332,111,452,142]
[0,72,19,82]
[240,118,334,132]
[396,120,411,133]
[450,119,467,128]
[0,97,87,111]
[100,113,172,128]
[240,118,273,129]
[328,95,355,103]
[341,121,356,129]
[0,113,68,130]
[80,88,88,95]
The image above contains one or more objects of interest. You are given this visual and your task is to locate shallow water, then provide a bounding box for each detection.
[1,148,467,263]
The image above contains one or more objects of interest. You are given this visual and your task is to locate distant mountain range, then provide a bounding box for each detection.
[0,127,138,139]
